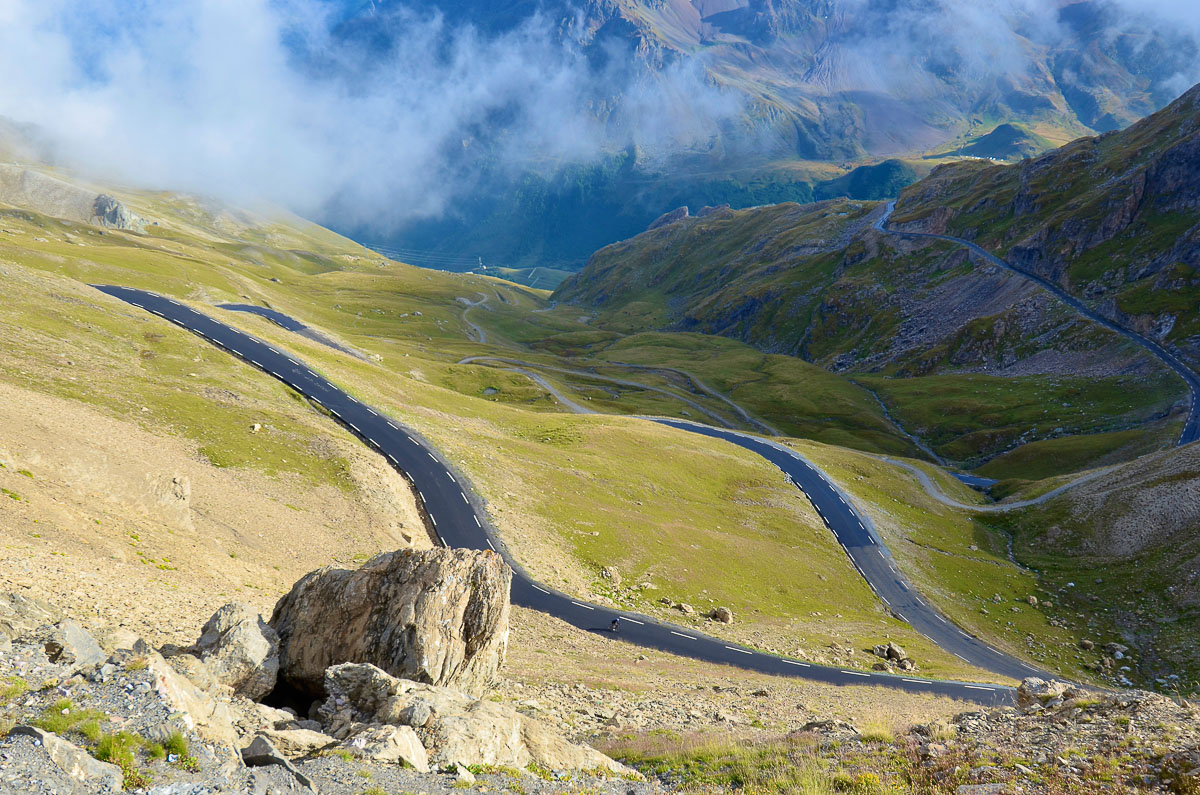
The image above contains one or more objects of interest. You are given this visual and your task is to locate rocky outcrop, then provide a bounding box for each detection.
[91,194,139,230]
[319,663,635,776]
[271,549,511,698]
[647,206,689,230]
[0,592,63,639]
[0,166,141,231]
[340,724,428,770]
[192,602,279,700]
[31,620,105,675]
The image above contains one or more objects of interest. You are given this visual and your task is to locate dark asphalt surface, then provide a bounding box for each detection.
[220,303,363,359]
[94,284,1024,705]
[876,202,1200,446]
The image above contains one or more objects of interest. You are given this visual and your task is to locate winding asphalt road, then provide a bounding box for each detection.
[875,202,1200,446]
[93,284,1036,705]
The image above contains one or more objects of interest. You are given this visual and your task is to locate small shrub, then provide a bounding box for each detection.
[165,732,199,770]
[0,677,28,703]
[94,732,152,789]
[525,761,554,780]
[858,717,895,744]
[33,699,104,735]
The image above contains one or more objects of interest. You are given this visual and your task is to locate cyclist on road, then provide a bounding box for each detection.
[610,617,621,633]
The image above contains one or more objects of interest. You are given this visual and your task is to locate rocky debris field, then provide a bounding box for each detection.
[0,550,650,794]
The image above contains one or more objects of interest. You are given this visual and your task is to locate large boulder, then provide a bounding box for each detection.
[319,663,635,776]
[1016,677,1075,712]
[270,549,511,698]
[33,621,105,674]
[193,603,280,700]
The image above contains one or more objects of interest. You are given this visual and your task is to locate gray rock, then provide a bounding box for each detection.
[340,725,429,771]
[0,592,62,639]
[254,728,336,759]
[9,726,122,790]
[399,700,433,729]
[194,603,279,700]
[711,606,733,624]
[242,735,319,792]
[35,621,105,673]
[271,549,511,698]
[92,194,139,230]
[1016,677,1075,712]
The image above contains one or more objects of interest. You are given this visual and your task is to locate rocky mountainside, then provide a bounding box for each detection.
[892,82,1200,371]
[987,441,1200,690]
[553,195,1157,382]
[556,78,1200,377]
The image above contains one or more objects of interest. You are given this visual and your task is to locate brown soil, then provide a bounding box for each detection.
[0,380,430,647]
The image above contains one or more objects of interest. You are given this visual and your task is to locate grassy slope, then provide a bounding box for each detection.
[857,372,1182,467]
[550,193,1184,476]
[0,184,986,680]
[983,443,1200,690]
[790,441,1101,685]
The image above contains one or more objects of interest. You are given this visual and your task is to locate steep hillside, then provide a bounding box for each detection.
[987,442,1200,687]
[556,82,1200,468]
[892,82,1200,370]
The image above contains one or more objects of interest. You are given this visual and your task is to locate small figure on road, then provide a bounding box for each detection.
[610,617,621,633]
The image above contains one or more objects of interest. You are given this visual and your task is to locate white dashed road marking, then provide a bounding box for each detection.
[725,646,752,655]
[571,601,594,610]
[782,659,810,667]
[671,631,696,640]
[841,670,870,678]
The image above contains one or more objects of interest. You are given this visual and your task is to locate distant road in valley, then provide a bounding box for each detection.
[876,202,1200,446]
[93,285,1052,705]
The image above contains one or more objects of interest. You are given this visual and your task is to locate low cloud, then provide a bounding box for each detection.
[0,0,1196,233]
[0,0,739,230]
